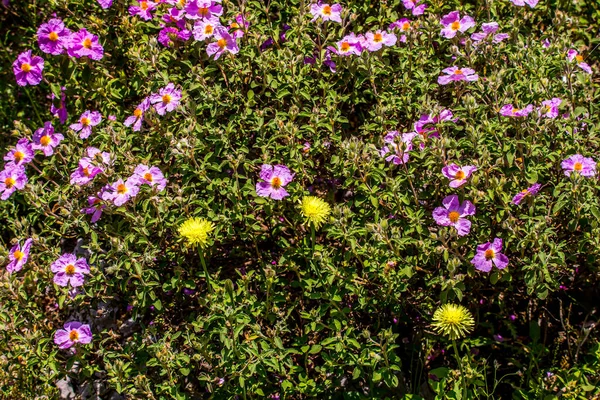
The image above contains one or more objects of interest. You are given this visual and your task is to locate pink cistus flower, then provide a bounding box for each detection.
[13,50,44,86]
[440,11,475,39]
[380,131,415,165]
[561,154,596,177]
[124,97,151,131]
[6,238,33,274]
[32,121,64,156]
[471,238,509,272]
[86,146,112,166]
[4,138,34,166]
[255,164,294,200]
[50,87,68,124]
[402,0,427,16]
[310,2,343,23]
[363,30,397,52]
[67,29,104,60]
[471,22,509,44]
[54,321,93,349]
[499,104,534,118]
[413,109,455,148]
[129,0,157,20]
[37,19,71,55]
[330,33,363,56]
[207,27,239,60]
[432,194,476,236]
[51,254,90,287]
[0,164,27,200]
[442,164,477,188]
[70,110,102,139]
[70,158,104,186]
[163,7,186,29]
[512,183,541,205]
[567,50,592,74]
[510,0,539,8]
[184,0,223,20]
[158,27,192,47]
[97,0,113,8]
[105,178,140,206]
[193,17,221,41]
[229,14,250,38]
[539,98,561,119]
[389,18,412,43]
[438,66,478,85]
[150,83,182,115]
[133,164,167,191]
[82,194,106,223]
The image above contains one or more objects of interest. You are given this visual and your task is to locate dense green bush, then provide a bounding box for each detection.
[1,0,599,398]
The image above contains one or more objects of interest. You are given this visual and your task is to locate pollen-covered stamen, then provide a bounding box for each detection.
[162,94,172,104]
[322,5,332,15]
[40,135,51,146]
[49,31,59,41]
[340,42,351,52]
[521,189,530,194]
[116,183,128,195]
[82,38,92,49]
[484,249,495,260]
[4,177,15,188]
[574,162,583,171]
[134,108,143,118]
[454,170,465,180]
[13,250,24,261]
[402,22,410,31]
[140,1,148,10]
[13,151,24,162]
[82,167,91,177]
[576,55,583,63]
[205,25,214,34]
[21,63,32,72]
[144,172,153,182]
[197,7,209,17]
[453,69,463,75]
[448,211,460,223]
[217,38,227,49]
[270,176,282,189]
[451,21,461,31]
[69,330,80,341]
[512,108,519,114]
[373,33,383,42]
[81,117,91,126]
[65,264,76,275]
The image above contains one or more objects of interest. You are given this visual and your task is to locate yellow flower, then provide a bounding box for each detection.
[178,217,215,248]
[431,304,475,340]
[300,196,331,229]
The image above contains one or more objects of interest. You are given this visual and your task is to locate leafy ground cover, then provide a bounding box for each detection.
[1,0,600,398]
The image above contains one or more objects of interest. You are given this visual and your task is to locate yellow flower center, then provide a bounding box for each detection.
[271,176,282,189]
[69,330,79,341]
[82,167,90,177]
[134,108,143,118]
[4,177,15,188]
[454,170,465,180]
[448,211,460,223]
[205,25,214,34]
[116,183,128,194]
[162,94,172,104]
[141,1,148,10]
[340,42,350,52]
[21,63,32,72]
[83,38,92,49]
[484,249,495,260]
[402,22,410,31]
[374,33,383,42]
[574,162,583,171]
[322,5,332,15]
[451,21,461,31]
[144,172,153,182]
[217,38,227,49]
[521,189,530,194]
[230,22,240,29]
[81,117,91,126]
[197,6,209,16]
[576,55,583,62]
[40,135,51,146]
[49,31,59,41]
[13,250,24,261]
[65,264,76,275]
[512,108,519,114]
[13,151,24,162]
[453,69,463,75]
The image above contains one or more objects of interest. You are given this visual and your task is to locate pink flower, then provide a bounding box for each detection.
[206,27,239,60]
[539,98,561,119]
[13,50,44,86]
[32,121,64,156]
[97,0,113,8]
[567,49,592,74]
[51,254,90,287]
[82,195,106,223]
[70,110,102,139]
[129,0,157,20]
[255,164,294,200]
[193,17,222,41]
[561,154,596,177]
[331,33,363,56]
[50,86,68,124]
[6,238,32,274]
[512,183,541,205]
[310,2,343,23]
[471,22,507,43]
[402,0,427,16]
[150,83,182,115]
[4,138,34,166]
[380,131,415,165]
[442,164,477,188]
[389,18,413,43]
[438,66,478,85]
[413,110,455,147]
[432,194,475,236]
[86,147,112,166]
[54,321,93,349]
[158,27,192,47]
[499,104,534,118]
[184,0,223,20]
[124,98,151,131]
[70,158,104,186]
[440,11,475,39]
[510,0,538,8]
[133,164,167,191]
[363,30,397,51]
[37,19,71,55]
[471,238,509,272]
[105,178,140,206]
[67,29,104,60]
[0,164,27,200]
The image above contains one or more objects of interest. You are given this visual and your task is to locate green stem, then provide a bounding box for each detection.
[452,340,467,399]
[25,87,44,125]
[198,249,212,293]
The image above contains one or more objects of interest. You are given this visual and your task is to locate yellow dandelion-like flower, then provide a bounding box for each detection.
[300,196,331,229]
[178,217,215,248]
[431,304,475,340]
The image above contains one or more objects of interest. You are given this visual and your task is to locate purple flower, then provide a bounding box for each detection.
[50,87,68,124]
[363,30,397,52]
[6,238,32,274]
[440,11,475,39]
[539,98,561,119]
[510,0,538,7]
[442,164,477,188]
[193,17,221,41]
[0,164,27,200]
[70,158,104,186]
[567,50,592,74]
[124,97,151,131]
[255,164,294,200]
[13,50,44,86]
[207,27,239,60]
[150,83,182,115]
[133,164,167,191]
[389,18,412,43]
[471,22,507,43]
[471,238,509,272]
[402,0,427,16]
[86,147,112,166]
[561,154,596,177]
[105,177,141,206]
[129,0,157,20]
[512,183,541,205]
[51,254,90,287]
[32,121,64,156]
[98,0,112,7]
[414,110,455,146]
[261,38,275,52]
[163,7,186,28]
[310,2,343,23]
[438,66,478,85]
[67,29,104,60]
[158,26,191,47]
[82,195,106,223]
[70,110,102,139]
[499,104,534,118]
[37,19,71,55]
[331,33,362,56]
[432,195,476,236]
[184,0,223,20]
[4,138,34,166]
[323,49,337,72]
[54,321,93,349]
[380,131,415,165]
